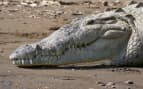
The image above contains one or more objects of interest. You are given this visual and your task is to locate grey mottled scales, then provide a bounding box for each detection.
[112,31,143,66]
[9,2,143,67]
[121,3,143,66]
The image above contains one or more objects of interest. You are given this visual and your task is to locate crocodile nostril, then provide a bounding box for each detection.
[9,55,15,60]
[25,44,29,46]
[86,20,95,25]
[14,58,18,61]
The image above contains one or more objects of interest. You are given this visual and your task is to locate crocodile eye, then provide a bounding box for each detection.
[86,17,116,25]
[101,17,117,24]
[101,30,126,39]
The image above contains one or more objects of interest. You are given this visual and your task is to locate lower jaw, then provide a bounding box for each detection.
[12,45,95,67]
[12,60,59,67]
[12,58,99,67]
[11,51,98,67]
[16,64,58,68]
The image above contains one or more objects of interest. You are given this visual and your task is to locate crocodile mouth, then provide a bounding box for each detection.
[10,27,128,67]
[10,36,101,67]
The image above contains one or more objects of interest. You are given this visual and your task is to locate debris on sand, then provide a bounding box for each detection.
[96,81,117,88]
[111,85,116,88]
[111,68,141,73]
[82,1,93,5]
[39,0,61,7]
[8,9,19,12]
[106,82,115,86]
[59,1,78,5]
[124,80,134,84]
[20,0,61,7]
[29,3,37,8]
[40,9,64,18]
[0,49,4,53]
[49,26,60,31]
[96,81,106,86]
[88,88,94,89]
[2,0,9,6]
[103,1,108,6]
[72,11,83,16]
[39,0,48,7]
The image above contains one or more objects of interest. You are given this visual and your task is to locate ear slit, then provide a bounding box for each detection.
[136,2,143,8]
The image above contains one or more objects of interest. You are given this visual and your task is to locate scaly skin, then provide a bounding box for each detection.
[9,2,143,67]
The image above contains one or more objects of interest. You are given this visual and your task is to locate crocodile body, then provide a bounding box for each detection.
[9,2,143,67]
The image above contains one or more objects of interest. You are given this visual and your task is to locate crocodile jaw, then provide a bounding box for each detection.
[9,31,130,67]
[9,39,128,67]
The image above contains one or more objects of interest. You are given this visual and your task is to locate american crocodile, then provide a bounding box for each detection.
[9,2,143,67]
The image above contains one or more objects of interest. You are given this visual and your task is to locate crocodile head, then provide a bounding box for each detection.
[9,10,133,67]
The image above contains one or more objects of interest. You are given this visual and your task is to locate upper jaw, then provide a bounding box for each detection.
[9,54,18,65]
[9,53,17,60]
[9,54,14,60]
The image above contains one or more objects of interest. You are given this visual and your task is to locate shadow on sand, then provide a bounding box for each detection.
[18,64,143,71]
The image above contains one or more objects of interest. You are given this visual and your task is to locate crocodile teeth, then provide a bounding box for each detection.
[72,45,75,48]
[57,56,60,59]
[22,59,24,65]
[12,60,15,64]
[30,59,33,64]
[51,52,55,55]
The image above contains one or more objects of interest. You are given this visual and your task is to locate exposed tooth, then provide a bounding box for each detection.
[12,60,15,64]
[72,45,75,48]
[57,56,60,60]
[51,52,55,55]
[68,45,71,49]
[45,57,49,64]
[48,57,52,64]
[47,50,50,55]
[74,45,76,48]
[22,59,24,65]
[50,50,54,55]
[30,59,33,64]
[43,56,47,61]
[56,51,60,55]
[51,56,56,63]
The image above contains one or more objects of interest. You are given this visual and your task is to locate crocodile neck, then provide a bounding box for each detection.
[123,4,143,40]
[111,4,143,66]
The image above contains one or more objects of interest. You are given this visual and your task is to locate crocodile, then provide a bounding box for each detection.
[9,2,143,67]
